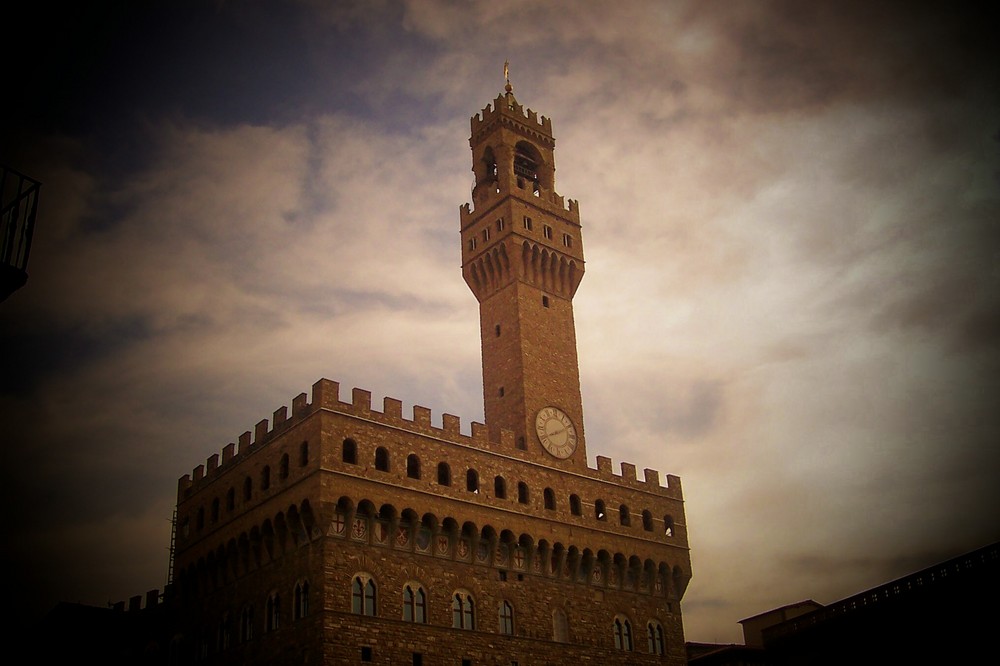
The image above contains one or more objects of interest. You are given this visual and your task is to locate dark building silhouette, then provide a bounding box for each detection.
[688,540,1000,665]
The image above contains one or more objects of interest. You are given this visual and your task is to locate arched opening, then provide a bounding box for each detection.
[544,488,556,510]
[466,469,479,493]
[375,447,389,472]
[619,504,631,526]
[342,439,357,464]
[407,454,420,479]
[642,510,653,531]
[438,462,451,486]
[514,141,546,194]
[570,494,582,516]
[517,482,529,504]
[595,499,606,521]
[494,475,507,499]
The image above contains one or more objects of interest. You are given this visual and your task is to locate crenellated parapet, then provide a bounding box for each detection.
[460,190,581,229]
[471,93,553,147]
[177,378,681,501]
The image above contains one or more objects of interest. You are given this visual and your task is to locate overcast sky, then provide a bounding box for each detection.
[2,0,998,644]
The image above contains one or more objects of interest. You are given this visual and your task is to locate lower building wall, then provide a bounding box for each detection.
[321,613,686,665]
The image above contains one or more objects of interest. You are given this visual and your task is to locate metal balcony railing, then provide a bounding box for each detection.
[1,165,41,301]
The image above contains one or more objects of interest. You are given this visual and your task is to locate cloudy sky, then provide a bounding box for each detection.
[3,0,998,644]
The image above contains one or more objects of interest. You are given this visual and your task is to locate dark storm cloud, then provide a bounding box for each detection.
[702,1,996,112]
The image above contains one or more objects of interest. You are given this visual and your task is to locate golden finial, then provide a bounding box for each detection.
[504,59,512,93]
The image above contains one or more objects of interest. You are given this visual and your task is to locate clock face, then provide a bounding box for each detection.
[535,407,577,459]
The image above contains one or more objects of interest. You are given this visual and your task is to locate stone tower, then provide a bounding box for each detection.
[461,86,588,470]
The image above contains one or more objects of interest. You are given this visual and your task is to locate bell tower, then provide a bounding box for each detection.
[460,78,587,469]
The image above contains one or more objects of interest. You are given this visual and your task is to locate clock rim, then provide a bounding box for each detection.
[534,406,577,459]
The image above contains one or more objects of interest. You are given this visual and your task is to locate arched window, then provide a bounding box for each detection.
[403,584,427,623]
[279,453,289,480]
[226,487,235,511]
[407,454,421,479]
[217,613,231,650]
[261,465,271,491]
[352,575,377,616]
[647,621,665,655]
[375,447,389,472]
[243,477,252,501]
[293,581,309,620]
[544,488,556,510]
[642,510,653,531]
[438,462,451,486]
[552,607,569,643]
[240,605,254,643]
[613,616,633,651]
[494,475,507,499]
[452,591,475,629]
[499,600,514,635]
[595,499,606,521]
[266,593,280,632]
[211,497,220,523]
[342,439,357,464]
[664,515,674,537]
[570,494,581,516]
[619,504,630,526]
[517,482,529,504]
[467,469,479,493]
[196,507,204,530]
[299,441,309,466]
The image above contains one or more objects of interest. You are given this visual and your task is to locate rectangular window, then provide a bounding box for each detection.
[483,228,490,241]
[468,238,477,251]
[523,216,532,230]
[361,647,373,662]
[543,225,553,240]
[562,233,572,247]
[496,217,505,231]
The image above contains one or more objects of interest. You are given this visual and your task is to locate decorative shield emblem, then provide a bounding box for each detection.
[332,512,347,536]
[513,548,525,570]
[532,557,542,573]
[592,567,602,584]
[476,541,490,563]
[351,517,367,541]
[416,527,431,552]
[395,525,409,547]
[436,535,450,555]
[457,539,470,559]
[374,522,388,545]
[494,545,508,567]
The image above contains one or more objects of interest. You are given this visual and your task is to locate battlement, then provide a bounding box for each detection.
[177,378,680,499]
[471,92,553,140]
[460,194,581,228]
[110,588,164,613]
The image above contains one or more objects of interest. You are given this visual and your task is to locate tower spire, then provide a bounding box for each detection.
[504,59,512,93]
